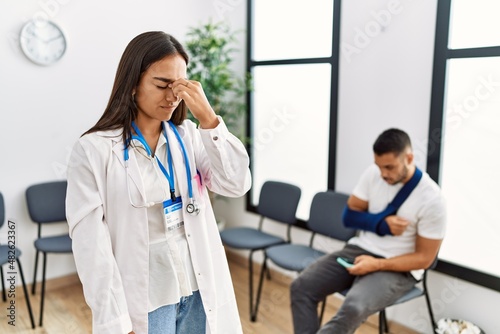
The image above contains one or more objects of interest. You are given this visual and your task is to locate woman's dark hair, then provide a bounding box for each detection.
[373,128,412,156]
[83,31,189,144]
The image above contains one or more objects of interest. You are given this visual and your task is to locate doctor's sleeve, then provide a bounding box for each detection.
[196,117,251,197]
[65,140,133,334]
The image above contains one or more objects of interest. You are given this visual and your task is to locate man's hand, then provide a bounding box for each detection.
[346,235,443,276]
[346,255,381,275]
[385,215,410,235]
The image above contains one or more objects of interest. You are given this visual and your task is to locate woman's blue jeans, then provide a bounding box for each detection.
[148,290,206,334]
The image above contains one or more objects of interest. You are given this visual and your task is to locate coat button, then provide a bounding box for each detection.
[213,136,218,141]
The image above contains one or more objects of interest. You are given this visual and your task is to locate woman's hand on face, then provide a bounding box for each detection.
[169,79,219,129]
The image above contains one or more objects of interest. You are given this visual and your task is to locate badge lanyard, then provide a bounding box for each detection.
[123,121,199,215]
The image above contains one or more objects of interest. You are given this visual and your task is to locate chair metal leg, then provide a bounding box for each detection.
[39,252,47,327]
[379,309,388,334]
[423,279,437,331]
[0,265,6,302]
[265,265,272,280]
[251,254,268,322]
[248,250,255,321]
[32,250,39,295]
[318,297,327,325]
[17,259,35,329]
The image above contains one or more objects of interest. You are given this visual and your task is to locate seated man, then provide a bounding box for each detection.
[290,128,446,334]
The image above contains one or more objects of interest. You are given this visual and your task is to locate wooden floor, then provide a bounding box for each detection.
[0,253,417,333]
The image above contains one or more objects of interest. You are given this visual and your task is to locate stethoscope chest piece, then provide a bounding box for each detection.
[186,199,200,216]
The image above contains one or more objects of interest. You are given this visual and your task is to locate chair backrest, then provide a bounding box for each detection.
[307,191,357,241]
[0,192,4,229]
[257,181,301,225]
[428,257,438,270]
[25,181,68,224]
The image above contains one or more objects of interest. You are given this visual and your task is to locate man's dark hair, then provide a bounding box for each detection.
[373,128,412,155]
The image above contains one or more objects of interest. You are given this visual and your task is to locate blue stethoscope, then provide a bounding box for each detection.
[123,121,199,215]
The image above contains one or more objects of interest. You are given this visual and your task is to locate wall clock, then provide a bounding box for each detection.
[19,19,67,66]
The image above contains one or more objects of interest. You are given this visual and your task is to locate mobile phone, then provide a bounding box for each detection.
[336,257,355,268]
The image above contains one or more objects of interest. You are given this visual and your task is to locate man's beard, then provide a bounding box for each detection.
[385,165,408,185]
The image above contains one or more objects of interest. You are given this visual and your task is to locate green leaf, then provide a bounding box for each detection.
[184,20,252,141]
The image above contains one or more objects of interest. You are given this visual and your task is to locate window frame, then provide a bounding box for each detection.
[428,0,500,292]
[245,0,342,229]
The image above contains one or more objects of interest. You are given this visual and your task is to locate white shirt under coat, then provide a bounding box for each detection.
[131,134,198,312]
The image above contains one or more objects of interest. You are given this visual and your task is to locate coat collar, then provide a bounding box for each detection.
[108,122,193,203]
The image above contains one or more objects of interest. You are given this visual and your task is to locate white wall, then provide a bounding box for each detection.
[0,0,242,283]
[217,0,500,333]
[336,0,435,189]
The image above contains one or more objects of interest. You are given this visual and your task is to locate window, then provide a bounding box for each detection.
[429,0,500,290]
[252,0,334,61]
[247,0,341,221]
[448,0,500,49]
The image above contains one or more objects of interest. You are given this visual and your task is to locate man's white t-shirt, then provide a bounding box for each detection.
[348,164,446,278]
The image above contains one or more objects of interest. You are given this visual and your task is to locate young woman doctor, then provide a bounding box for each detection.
[65,31,251,334]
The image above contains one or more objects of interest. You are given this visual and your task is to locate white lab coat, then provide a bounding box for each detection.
[66,118,251,334]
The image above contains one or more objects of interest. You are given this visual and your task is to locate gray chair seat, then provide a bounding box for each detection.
[34,234,72,253]
[393,287,424,304]
[265,244,326,272]
[220,228,285,250]
[0,245,22,264]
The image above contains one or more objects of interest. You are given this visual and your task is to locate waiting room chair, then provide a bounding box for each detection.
[253,191,356,322]
[339,259,438,334]
[0,192,35,329]
[219,180,301,321]
[25,180,71,326]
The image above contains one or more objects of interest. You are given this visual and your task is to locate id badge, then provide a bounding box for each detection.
[163,198,184,232]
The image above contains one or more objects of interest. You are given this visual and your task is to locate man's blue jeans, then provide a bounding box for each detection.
[148,290,206,334]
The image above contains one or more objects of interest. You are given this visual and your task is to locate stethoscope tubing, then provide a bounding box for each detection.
[123,121,199,215]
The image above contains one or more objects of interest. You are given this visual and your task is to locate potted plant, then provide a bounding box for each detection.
[184,20,251,141]
[184,20,252,230]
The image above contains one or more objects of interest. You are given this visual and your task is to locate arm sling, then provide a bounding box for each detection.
[342,167,423,236]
